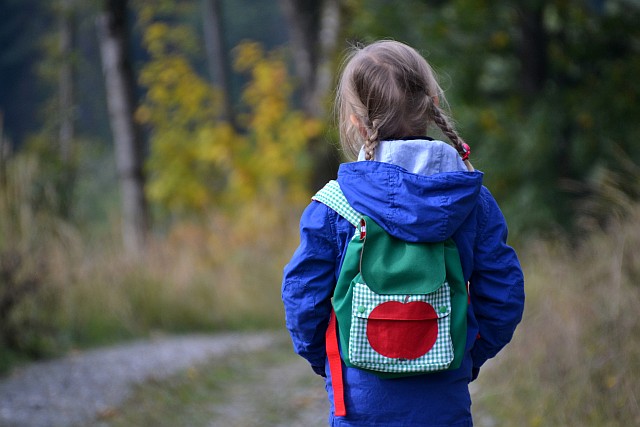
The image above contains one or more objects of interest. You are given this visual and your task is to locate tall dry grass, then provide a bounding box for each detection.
[4,145,640,426]
[0,150,300,372]
[52,217,297,342]
[473,187,640,425]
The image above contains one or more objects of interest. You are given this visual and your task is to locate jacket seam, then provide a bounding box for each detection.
[476,189,491,243]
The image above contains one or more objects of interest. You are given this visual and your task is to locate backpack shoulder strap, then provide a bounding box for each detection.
[313,180,359,416]
[312,180,361,227]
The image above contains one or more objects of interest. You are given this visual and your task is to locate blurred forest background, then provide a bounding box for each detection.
[1,0,639,425]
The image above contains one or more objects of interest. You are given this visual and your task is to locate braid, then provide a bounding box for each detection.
[431,104,474,171]
[364,119,381,160]
[431,105,466,156]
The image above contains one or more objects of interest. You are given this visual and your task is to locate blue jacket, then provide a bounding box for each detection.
[282,140,525,426]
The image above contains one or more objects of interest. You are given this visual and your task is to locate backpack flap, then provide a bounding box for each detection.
[359,216,446,295]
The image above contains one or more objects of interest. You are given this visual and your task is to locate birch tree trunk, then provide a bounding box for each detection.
[96,0,148,255]
[280,0,341,118]
[201,0,236,130]
[279,0,343,191]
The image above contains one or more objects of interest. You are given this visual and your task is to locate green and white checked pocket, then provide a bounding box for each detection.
[348,281,454,374]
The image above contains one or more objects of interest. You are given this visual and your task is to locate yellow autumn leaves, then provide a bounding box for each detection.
[136,19,321,221]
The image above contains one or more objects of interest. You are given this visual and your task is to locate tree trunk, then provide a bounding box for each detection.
[57,0,77,218]
[279,0,341,117]
[201,0,236,130]
[279,0,343,191]
[59,0,75,163]
[517,3,548,97]
[0,111,7,189]
[96,0,148,255]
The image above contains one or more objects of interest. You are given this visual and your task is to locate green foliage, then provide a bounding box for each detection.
[1,0,312,373]
[351,0,640,237]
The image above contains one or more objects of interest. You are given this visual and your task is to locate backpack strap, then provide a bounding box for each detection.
[313,180,358,417]
[312,180,361,227]
[326,311,347,416]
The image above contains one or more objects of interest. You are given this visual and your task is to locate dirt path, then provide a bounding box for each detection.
[0,332,315,427]
[0,332,493,427]
[198,343,328,427]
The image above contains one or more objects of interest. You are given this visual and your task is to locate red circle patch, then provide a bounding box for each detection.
[366,301,438,360]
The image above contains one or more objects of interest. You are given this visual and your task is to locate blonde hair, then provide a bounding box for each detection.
[336,40,469,162]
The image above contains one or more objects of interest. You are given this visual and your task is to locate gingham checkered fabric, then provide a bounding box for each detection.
[312,180,361,227]
[349,280,454,373]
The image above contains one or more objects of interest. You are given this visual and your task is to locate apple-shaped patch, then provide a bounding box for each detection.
[366,301,438,360]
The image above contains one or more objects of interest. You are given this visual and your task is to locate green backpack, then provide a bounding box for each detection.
[313,180,468,378]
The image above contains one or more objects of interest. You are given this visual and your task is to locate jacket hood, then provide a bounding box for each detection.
[336,159,483,243]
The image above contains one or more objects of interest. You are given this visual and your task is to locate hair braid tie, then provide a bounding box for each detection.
[431,106,474,171]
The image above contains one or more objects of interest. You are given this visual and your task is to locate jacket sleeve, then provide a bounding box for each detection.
[469,188,525,371]
[282,201,338,369]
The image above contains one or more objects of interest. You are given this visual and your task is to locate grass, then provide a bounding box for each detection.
[472,208,640,426]
[91,209,640,427]
[2,148,640,425]
[0,148,300,372]
[92,339,328,427]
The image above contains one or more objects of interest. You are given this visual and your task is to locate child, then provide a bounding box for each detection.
[282,40,525,427]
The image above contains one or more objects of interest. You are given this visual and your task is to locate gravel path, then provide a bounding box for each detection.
[0,332,492,427]
[0,332,288,427]
[204,345,329,427]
